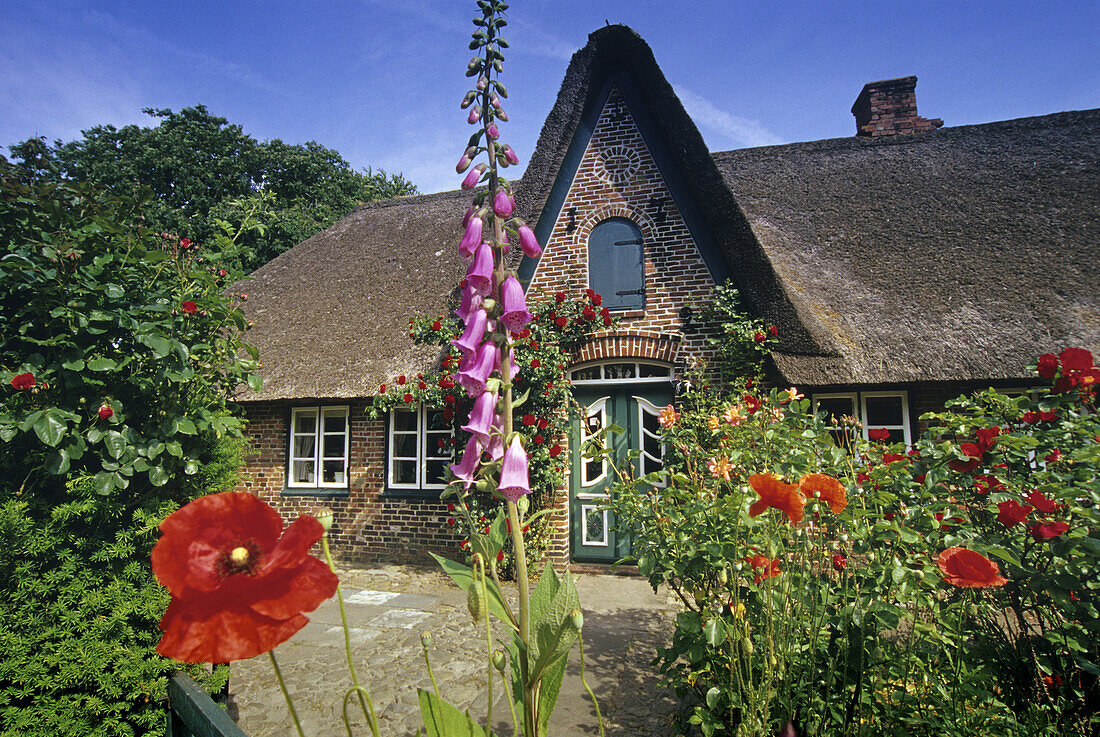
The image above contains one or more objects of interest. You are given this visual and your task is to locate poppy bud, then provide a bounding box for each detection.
[312,506,334,532]
[420,631,432,647]
[568,609,584,631]
[467,584,486,623]
[491,649,507,672]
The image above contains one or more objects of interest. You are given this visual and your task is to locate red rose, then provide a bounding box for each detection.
[397,375,406,385]
[432,320,442,331]
[537,418,549,429]
[753,331,766,343]
[554,291,565,303]
[98,404,113,420]
[181,301,197,314]
[446,503,455,511]
[1039,411,1058,422]
[768,325,778,337]
[151,492,337,662]
[1022,411,1041,424]
[832,554,847,571]
[522,414,536,426]
[403,393,414,403]
[937,547,1007,588]
[584,288,595,300]
[530,359,541,369]
[379,384,387,393]
[1059,347,1093,374]
[882,453,906,464]
[497,550,505,562]
[1036,353,1059,379]
[445,394,456,404]
[418,381,427,390]
[603,316,612,326]
[549,444,562,458]
[867,428,891,441]
[533,434,544,444]
[442,408,454,420]
[447,518,456,526]
[555,316,568,328]
[10,372,35,390]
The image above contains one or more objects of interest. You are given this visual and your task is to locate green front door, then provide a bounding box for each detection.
[570,381,671,563]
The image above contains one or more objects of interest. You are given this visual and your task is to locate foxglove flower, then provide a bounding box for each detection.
[500,276,534,332]
[486,415,505,460]
[452,307,488,357]
[449,437,483,489]
[454,283,484,322]
[493,345,519,379]
[493,189,514,217]
[461,391,498,444]
[498,435,531,503]
[462,164,486,190]
[465,242,494,296]
[462,204,474,228]
[460,216,483,255]
[518,224,542,258]
[502,144,519,165]
[457,341,498,396]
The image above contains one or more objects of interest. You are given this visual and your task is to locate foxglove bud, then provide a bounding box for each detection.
[462,163,486,190]
[466,57,481,76]
[460,216,483,256]
[486,123,499,140]
[493,189,514,217]
[468,105,481,125]
[461,90,477,109]
[495,81,508,98]
[502,144,519,165]
[496,109,509,122]
[476,75,489,90]
[518,225,542,258]
[456,154,472,174]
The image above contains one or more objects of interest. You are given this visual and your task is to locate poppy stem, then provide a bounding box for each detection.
[421,634,442,700]
[268,649,306,737]
[577,632,605,737]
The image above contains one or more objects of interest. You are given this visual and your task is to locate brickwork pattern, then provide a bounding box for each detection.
[852,77,943,137]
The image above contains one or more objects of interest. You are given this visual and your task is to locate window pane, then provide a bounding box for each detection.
[584,508,606,543]
[292,460,315,484]
[605,363,636,379]
[426,409,450,431]
[644,434,661,458]
[295,413,316,434]
[323,412,347,433]
[322,434,345,458]
[391,409,417,433]
[293,435,315,459]
[392,433,417,458]
[865,396,903,427]
[425,460,448,486]
[817,397,856,422]
[571,366,601,381]
[393,460,416,485]
[584,458,603,483]
[427,435,452,458]
[321,460,345,484]
[639,363,670,378]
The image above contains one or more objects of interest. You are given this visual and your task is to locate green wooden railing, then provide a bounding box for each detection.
[165,672,248,737]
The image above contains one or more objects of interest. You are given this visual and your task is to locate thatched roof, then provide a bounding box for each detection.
[714,109,1100,386]
[237,24,1099,401]
[238,190,468,401]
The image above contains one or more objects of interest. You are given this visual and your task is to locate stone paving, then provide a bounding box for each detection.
[227,565,682,736]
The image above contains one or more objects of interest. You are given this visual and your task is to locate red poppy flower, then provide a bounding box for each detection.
[1059,347,1093,374]
[98,404,113,420]
[181,301,197,314]
[10,372,35,390]
[799,473,847,514]
[1021,411,1041,424]
[743,394,761,414]
[1044,449,1062,463]
[1030,521,1069,539]
[745,554,783,583]
[1036,353,1059,379]
[867,428,891,441]
[975,426,1001,450]
[937,547,1007,588]
[1039,410,1058,422]
[748,474,805,523]
[997,500,1033,528]
[152,492,337,663]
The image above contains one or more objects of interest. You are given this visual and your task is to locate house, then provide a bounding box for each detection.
[233,25,1100,569]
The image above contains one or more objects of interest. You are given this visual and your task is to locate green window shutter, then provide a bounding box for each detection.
[588,218,644,310]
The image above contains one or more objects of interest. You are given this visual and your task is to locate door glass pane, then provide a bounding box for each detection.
[865,396,903,426]
[604,363,636,379]
[638,363,671,378]
[584,507,606,544]
[571,366,601,381]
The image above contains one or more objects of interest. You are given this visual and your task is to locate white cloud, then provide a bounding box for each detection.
[675,87,785,149]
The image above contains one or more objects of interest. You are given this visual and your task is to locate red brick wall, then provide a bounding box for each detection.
[235,400,462,566]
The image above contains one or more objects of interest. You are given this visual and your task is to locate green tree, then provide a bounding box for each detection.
[9,105,416,273]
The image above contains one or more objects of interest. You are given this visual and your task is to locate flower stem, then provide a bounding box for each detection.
[578,632,605,737]
[322,535,381,737]
[268,649,306,737]
[422,635,442,700]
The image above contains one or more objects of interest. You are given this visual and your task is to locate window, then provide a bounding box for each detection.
[388,405,452,491]
[812,391,911,447]
[288,406,349,489]
[588,218,644,310]
[569,361,672,384]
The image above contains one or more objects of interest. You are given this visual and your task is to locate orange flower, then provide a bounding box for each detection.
[658,404,679,429]
[745,554,783,583]
[748,473,805,523]
[707,415,720,431]
[799,473,847,514]
[723,405,745,425]
[937,547,1007,588]
[707,456,731,481]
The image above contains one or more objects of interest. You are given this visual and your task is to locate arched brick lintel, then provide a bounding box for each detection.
[571,330,682,366]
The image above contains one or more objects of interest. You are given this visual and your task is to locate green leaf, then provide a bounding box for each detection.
[92,471,115,495]
[429,553,515,629]
[86,357,118,371]
[148,466,169,486]
[527,562,580,675]
[104,430,127,459]
[704,617,727,647]
[175,418,197,435]
[985,546,1022,569]
[417,689,493,737]
[45,449,70,475]
[61,358,85,371]
[32,411,67,447]
[141,334,171,358]
[184,460,199,475]
[246,373,263,393]
[536,654,568,737]
[105,283,124,298]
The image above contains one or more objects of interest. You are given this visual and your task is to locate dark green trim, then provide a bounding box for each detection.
[166,671,247,737]
[280,486,349,497]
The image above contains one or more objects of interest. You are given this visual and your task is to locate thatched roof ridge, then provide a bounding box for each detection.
[238,189,469,401]
[714,109,1100,385]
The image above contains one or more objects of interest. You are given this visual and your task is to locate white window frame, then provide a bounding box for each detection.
[860,391,912,445]
[634,395,668,487]
[287,406,349,489]
[813,392,860,449]
[579,397,610,491]
[387,405,452,491]
[569,361,673,385]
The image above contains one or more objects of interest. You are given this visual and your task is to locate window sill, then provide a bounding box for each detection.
[281,487,350,497]
[381,487,446,501]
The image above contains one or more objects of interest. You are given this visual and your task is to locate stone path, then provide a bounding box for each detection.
[227,565,682,736]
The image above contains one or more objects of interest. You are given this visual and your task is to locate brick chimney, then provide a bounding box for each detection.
[851,76,943,137]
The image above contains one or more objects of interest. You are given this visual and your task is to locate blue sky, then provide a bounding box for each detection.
[3,1,1097,194]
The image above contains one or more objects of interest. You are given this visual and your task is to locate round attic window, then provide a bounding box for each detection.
[596,144,641,185]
